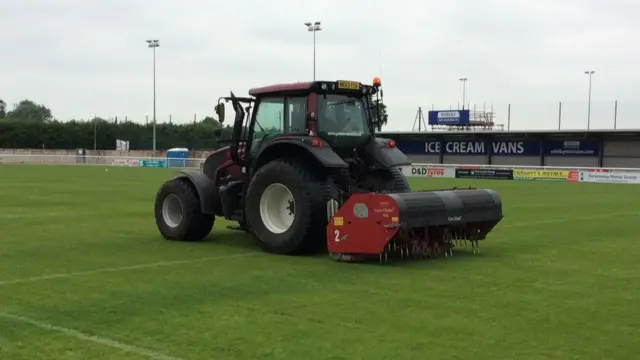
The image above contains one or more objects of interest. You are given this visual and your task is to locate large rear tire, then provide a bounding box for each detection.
[363,168,411,193]
[245,160,326,255]
[154,178,214,241]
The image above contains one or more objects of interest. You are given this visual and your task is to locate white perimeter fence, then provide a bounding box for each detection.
[1,154,639,185]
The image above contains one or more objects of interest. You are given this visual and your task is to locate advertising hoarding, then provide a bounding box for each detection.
[427,110,471,126]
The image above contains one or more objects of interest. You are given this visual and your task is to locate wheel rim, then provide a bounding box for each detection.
[259,183,296,234]
[162,194,184,228]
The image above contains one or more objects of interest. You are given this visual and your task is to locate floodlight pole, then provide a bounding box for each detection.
[304,21,322,81]
[146,39,159,156]
[459,78,467,110]
[93,114,97,150]
[584,70,595,130]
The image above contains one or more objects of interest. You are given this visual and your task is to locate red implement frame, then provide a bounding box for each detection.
[326,193,401,257]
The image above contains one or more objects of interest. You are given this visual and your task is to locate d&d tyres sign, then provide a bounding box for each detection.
[409,166,455,178]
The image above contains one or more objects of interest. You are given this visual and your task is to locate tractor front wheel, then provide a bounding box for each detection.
[245,160,325,255]
[154,178,214,241]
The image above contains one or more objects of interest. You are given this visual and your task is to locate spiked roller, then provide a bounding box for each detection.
[326,189,503,262]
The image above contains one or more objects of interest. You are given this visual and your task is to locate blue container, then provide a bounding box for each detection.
[166,147,189,168]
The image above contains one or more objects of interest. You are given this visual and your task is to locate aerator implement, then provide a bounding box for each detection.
[154,78,504,263]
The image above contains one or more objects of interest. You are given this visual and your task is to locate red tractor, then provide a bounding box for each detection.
[154,78,503,262]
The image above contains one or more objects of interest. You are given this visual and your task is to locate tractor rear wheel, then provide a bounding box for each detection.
[245,160,326,255]
[154,178,214,241]
[363,168,411,193]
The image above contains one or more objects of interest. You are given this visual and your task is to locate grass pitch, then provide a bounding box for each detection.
[0,164,639,360]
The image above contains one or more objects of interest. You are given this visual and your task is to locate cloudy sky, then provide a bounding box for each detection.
[1,0,637,131]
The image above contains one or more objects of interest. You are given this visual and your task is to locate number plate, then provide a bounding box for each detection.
[337,80,360,90]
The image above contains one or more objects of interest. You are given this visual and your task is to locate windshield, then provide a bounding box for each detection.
[317,94,370,136]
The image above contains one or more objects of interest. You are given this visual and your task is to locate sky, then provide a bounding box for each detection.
[1,0,638,131]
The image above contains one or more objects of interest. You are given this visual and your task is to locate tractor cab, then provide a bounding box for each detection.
[214,78,384,166]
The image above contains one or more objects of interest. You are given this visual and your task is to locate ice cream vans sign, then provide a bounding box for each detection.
[424,140,539,155]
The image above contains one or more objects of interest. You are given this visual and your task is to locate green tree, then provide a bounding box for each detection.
[6,99,53,122]
[201,116,222,128]
[372,98,388,131]
[0,99,6,119]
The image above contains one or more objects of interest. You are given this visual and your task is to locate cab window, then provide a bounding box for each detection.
[254,97,285,136]
[317,94,369,135]
[286,96,307,133]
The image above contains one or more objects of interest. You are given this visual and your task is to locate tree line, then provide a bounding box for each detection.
[0,99,232,150]
[0,97,388,150]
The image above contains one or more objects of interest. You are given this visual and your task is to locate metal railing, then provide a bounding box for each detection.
[0,154,205,169]
[2,154,640,173]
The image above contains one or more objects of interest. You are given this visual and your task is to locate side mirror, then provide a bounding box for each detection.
[306,111,315,121]
[214,103,225,123]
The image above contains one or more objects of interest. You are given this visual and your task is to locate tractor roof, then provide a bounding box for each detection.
[248,82,314,97]
[248,80,377,97]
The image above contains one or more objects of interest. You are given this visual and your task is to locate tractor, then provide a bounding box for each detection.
[154,78,504,262]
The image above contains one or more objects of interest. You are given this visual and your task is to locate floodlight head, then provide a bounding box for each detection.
[314,21,321,25]
[304,22,312,26]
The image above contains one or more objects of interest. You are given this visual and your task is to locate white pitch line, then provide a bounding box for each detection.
[0,212,72,220]
[0,252,258,287]
[0,312,184,360]
[0,212,637,287]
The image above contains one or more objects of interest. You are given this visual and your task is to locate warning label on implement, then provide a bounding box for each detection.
[513,169,569,181]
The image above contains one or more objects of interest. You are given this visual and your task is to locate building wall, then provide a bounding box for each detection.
[602,140,640,168]
[544,156,599,168]
[388,130,640,168]
[491,156,539,166]
[3,133,640,169]
[442,155,486,165]
[405,154,439,164]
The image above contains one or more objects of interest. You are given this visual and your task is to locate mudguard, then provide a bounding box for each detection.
[364,137,412,169]
[176,170,219,215]
[255,137,348,169]
[202,146,230,180]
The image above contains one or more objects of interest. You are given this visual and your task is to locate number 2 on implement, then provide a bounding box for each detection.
[334,229,340,242]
